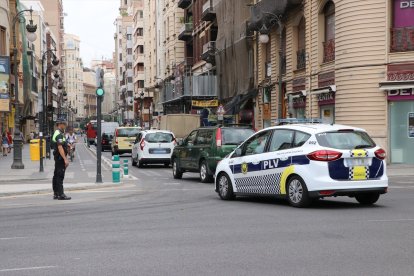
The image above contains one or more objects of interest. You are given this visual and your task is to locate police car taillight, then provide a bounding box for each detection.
[216,128,222,147]
[375,148,386,160]
[307,150,342,161]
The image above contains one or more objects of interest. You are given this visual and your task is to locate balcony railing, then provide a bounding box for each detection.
[296,49,306,70]
[178,23,193,41]
[391,26,414,52]
[323,39,335,63]
[163,75,217,102]
[202,0,216,22]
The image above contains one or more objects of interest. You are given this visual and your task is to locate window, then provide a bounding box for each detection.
[243,131,272,156]
[145,132,174,143]
[127,34,132,41]
[323,1,335,62]
[293,131,311,147]
[269,129,294,151]
[222,128,255,146]
[264,34,271,77]
[297,17,306,70]
[185,130,198,146]
[391,0,414,52]
[316,131,376,150]
[196,130,213,145]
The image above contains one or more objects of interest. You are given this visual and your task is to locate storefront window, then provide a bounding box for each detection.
[389,101,414,164]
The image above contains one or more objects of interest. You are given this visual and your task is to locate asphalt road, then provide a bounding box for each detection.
[1,148,413,275]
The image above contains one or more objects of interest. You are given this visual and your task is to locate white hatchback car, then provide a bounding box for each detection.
[131,130,176,167]
[214,123,388,207]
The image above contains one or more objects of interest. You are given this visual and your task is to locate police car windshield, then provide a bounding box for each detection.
[222,128,255,145]
[316,131,376,150]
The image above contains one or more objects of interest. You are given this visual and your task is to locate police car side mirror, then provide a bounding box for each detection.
[233,148,242,158]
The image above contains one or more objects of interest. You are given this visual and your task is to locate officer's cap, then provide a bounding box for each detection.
[55,118,67,125]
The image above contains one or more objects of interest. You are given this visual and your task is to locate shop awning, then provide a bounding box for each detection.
[311,85,336,95]
[379,81,414,91]
[224,89,258,115]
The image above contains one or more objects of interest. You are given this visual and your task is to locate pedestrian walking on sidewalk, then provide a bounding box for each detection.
[2,132,9,156]
[6,131,12,153]
[52,119,71,200]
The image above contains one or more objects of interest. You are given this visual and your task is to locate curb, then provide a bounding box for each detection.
[0,182,126,198]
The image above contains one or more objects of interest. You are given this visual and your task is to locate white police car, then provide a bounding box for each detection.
[214,122,388,207]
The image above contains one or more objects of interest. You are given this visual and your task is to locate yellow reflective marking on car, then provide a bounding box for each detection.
[350,149,368,158]
[280,165,295,195]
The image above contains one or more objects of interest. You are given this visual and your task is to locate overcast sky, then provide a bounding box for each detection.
[63,0,119,67]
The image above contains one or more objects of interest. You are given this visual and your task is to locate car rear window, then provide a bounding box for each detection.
[144,132,174,143]
[316,131,376,150]
[117,128,140,137]
[222,128,255,146]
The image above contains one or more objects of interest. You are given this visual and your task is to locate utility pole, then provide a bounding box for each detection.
[95,68,105,183]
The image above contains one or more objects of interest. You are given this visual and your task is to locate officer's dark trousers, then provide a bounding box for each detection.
[52,158,66,196]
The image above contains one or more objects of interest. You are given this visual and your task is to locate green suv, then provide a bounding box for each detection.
[171,125,255,182]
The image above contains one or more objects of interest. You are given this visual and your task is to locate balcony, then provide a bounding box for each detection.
[202,0,216,22]
[201,41,216,63]
[178,0,192,9]
[296,49,306,70]
[178,23,193,41]
[163,75,217,103]
[323,39,335,63]
[391,26,414,52]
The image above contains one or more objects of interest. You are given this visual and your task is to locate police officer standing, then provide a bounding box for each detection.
[52,119,71,200]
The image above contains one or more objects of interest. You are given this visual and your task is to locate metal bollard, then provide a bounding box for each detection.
[112,155,121,183]
[123,159,129,178]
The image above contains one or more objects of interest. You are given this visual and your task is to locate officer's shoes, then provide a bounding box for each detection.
[57,194,71,200]
[53,194,58,200]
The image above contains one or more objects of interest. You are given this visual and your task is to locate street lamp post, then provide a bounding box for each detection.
[39,50,59,171]
[11,8,37,169]
[140,91,144,128]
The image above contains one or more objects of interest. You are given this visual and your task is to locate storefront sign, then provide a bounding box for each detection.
[409,112,414,138]
[316,92,335,105]
[388,89,414,100]
[293,97,306,108]
[394,0,414,27]
[192,99,219,107]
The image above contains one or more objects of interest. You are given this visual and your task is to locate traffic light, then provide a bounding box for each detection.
[96,88,105,97]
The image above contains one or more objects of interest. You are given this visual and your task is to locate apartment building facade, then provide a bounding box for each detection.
[250,0,414,164]
[83,68,96,118]
[0,0,11,133]
[63,33,84,119]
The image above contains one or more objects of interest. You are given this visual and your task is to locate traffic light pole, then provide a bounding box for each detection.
[96,95,102,183]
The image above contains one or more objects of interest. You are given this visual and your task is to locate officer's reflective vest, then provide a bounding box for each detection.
[52,129,66,152]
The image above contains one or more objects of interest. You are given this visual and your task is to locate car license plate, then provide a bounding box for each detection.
[152,149,166,154]
[345,158,372,167]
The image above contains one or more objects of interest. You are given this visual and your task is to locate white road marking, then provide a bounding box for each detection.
[0,266,57,272]
[368,219,414,222]
[164,182,181,185]
[0,237,27,240]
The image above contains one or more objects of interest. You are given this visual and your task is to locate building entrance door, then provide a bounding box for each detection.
[320,105,335,124]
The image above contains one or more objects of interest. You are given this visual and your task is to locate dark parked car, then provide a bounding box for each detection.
[101,132,113,151]
[171,125,255,182]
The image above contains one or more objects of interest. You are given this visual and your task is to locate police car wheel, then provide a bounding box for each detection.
[287,176,311,208]
[355,193,380,205]
[137,158,144,168]
[217,173,234,200]
[200,161,213,183]
[172,159,183,179]
[131,156,137,166]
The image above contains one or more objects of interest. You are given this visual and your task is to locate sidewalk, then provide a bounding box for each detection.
[0,144,124,197]
[0,143,53,183]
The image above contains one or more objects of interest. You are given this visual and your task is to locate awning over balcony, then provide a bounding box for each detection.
[379,81,414,91]
[249,0,302,31]
[224,89,258,115]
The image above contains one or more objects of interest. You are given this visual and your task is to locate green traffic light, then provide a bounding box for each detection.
[96,88,105,96]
